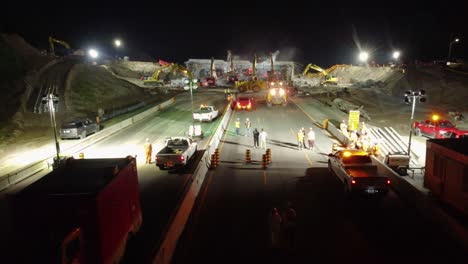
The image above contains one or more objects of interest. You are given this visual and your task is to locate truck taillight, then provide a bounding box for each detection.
[180,155,185,161]
[386,179,391,185]
[351,179,356,184]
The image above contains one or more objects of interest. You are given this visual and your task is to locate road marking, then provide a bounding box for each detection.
[291,99,317,123]
[263,170,267,185]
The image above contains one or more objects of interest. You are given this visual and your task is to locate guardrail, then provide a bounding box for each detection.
[0,97,176,192]
[153,103,233,264]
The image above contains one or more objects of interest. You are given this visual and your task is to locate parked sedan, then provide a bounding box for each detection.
[60,118,100,140]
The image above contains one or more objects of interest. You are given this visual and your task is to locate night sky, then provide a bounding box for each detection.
[1,1,467,67]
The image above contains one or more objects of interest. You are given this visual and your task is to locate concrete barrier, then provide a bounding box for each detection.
[0,97,176,192]
[327,122,350,146]
[153,104,233,264]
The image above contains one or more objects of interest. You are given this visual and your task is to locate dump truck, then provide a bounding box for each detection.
[8,156,142,264]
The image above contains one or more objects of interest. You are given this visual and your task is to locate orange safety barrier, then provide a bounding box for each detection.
[246,149,251,163]
[266,149,272,164]
[262,154,267,169]
[210,154,217,169]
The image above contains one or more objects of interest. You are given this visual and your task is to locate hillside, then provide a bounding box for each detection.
[0,33,177,148]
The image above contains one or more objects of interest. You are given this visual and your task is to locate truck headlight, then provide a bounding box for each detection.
[279,88,285,96]
[270,82,275,86]
[279,81,283,86]
[439,130,447,134]
[270,89,276,95]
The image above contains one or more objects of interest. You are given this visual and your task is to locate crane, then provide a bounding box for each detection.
[48,36,72,56]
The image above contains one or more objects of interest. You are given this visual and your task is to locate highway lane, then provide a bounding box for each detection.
[172,97,466,263]
[2,89,227,263]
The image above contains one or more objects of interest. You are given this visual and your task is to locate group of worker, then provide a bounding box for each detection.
[235,118,268,149]
[296,127,315,150]
[339,120,380,156]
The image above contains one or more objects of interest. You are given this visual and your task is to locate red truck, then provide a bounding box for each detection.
[424,138,468,217]
[9,156,142,264]
[413,117,468,139]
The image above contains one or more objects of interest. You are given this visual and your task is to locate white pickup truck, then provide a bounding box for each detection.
[155,137,197,170]
[328,149,390,195]
[192,105,218,122]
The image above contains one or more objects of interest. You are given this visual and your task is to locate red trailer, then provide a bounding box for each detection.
[9,156,142,264]
[424,138,468,217]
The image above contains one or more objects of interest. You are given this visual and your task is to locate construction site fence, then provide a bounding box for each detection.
[0,97,176,192]
[152,101,233,264]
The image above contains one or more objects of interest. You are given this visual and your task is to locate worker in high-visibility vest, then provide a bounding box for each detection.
[372,143,380,157]
[144,138,153,164]
[235,118,241,136]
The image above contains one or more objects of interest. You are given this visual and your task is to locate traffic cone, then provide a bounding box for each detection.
[214,148,220,164]
[210,154,217,169]
[246,149,251,163]
[262,154,267,169]
[266,149,271,164]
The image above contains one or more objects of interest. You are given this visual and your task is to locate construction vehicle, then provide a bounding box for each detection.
[200,57,217,87]
[302,63,340,86]
[266,52,288,106]
[48,36,72,56]
[226,50,239,84]
[234,54,267,93]
[144,63,193,86]
[9,156,142,263]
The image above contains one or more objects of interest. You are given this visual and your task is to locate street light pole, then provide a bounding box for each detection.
[447,37,460,61]
[404,90,426,158]
[407,96,416,157]
[48,93,61,164]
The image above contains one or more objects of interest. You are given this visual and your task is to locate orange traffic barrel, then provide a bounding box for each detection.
[210,154,217,169]
[246,149,251,163]
[266,149,271,163]
[262,154,267,169]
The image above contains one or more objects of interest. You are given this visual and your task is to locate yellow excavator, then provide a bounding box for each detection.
[302,63,344,86]
[49,36,72,56]
[234,54,267,93]
[143,63,193,86]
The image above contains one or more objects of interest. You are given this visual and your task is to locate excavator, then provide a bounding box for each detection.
[225,50,239,84]
[143,63,193,86]
[234,54,267,93]
[200,58,217,87]
[49,36,72,56]
[302,63,343,86]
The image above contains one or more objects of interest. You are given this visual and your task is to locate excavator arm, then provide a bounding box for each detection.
[49,36,71,56]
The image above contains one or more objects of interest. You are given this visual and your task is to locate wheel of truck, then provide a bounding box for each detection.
[252,85,261,92]
[414,128,421,136]
[80,131,86,139]
[397,167,408,176]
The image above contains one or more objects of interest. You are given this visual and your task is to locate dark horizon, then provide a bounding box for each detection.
[2,2,467,67]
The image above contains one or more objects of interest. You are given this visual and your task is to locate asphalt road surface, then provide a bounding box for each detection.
[1,90,227,263]
[172,98,466,264]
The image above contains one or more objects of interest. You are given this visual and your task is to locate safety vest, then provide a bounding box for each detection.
[235,121,240,128]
